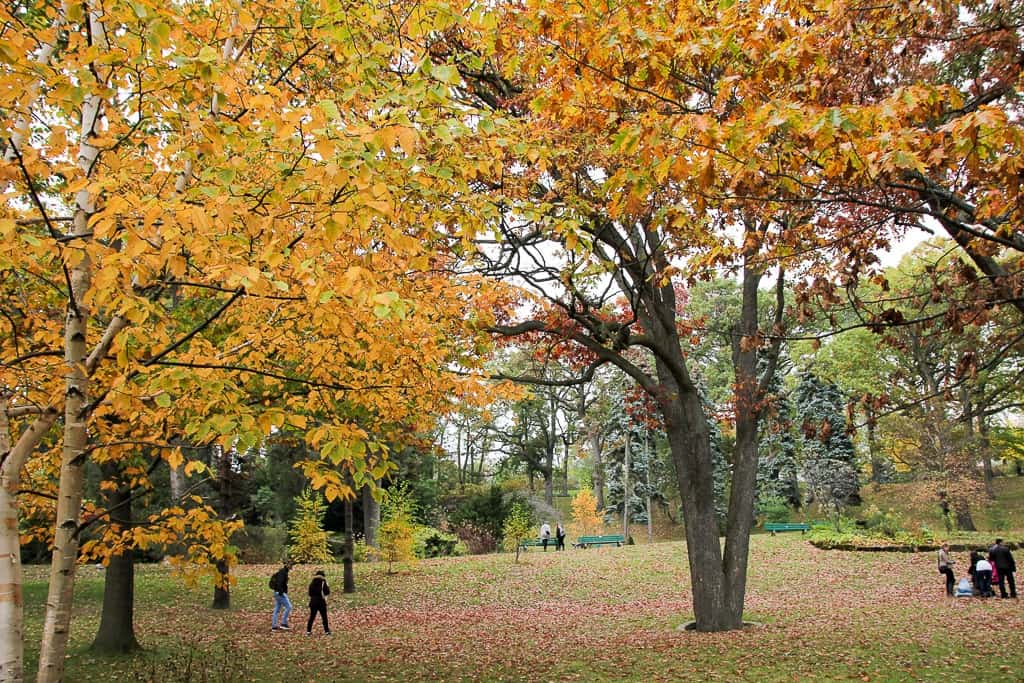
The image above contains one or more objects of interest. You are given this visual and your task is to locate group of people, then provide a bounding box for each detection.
[538,521,566,551]
[938,539,1017,599]
[269,561,332,635]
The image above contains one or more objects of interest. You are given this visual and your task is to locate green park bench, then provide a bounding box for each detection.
[573,534,626,548]
[519,538,558,550]
[764,522,810,535]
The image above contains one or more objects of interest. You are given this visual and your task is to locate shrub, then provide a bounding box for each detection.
[234,526,288,564]
[757,496,791,525]
[448,485,525,543]
[451,523,498,554]
[413,526,463,558]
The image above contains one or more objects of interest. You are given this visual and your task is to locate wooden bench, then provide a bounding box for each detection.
[764,522,810,535]
[573,534,626,548]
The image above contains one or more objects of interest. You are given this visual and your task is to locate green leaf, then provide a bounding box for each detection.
[319,99,341,121]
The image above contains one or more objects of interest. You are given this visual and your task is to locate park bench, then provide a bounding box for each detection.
[519,538,559,550]
[573,534,626,548]
[764,522,810,535]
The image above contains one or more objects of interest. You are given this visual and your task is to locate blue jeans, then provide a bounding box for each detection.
[272,592,292,627]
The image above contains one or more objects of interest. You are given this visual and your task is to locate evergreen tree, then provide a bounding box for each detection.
[794,373,861,524]
[287,487,332,564]
[756,368,801,511]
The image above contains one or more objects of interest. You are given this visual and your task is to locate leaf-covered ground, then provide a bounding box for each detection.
[21,535,1024,682]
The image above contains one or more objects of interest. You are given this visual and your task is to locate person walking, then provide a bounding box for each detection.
[974,553,994,597]
[937,543,956,597]
[305,569,332,636]
[555,523,566,551]
[270,560,293,631]
[539,521,552,551]
[988,538,1017,599]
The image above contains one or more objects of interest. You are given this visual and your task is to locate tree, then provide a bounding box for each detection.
[288,488,332,565]
[570,489,603,538]
[501,502,534,563]
[2,1,509,677]
[378,485,417,575]
[794,373,861,526]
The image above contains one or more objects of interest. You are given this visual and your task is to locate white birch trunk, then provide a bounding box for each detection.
[36,7,106,678]
[0,409,60,683]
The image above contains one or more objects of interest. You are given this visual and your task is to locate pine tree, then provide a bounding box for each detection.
[287,488,332,564]
[757,369,801,511]
[794,373,861,525]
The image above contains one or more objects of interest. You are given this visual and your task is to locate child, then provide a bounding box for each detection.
[305,570,331,636]
[955,575,974,598]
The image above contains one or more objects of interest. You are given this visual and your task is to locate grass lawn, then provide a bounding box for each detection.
[21,534,1024,682]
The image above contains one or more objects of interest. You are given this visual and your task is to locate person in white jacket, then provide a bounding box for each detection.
[974,554,994,597]
[539,522,552,551]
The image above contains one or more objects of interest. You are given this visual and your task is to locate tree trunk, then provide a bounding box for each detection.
[211,559,231,610]
[979,417,995,498]
[91,472,139,654]
[362,485,380,548]
[343,497,356,593]
[955,507,976,532]
[562,438,570,496]
[622,431,631,539]
[662,383,740,630]
[38,117,100,683]
[0,405,58,681]
[589,431,605,512]
[91,550,138,653]
[210,445,232,610]
[866,406,884,487]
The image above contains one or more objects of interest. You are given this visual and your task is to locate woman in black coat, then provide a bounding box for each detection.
[305,570,331,636]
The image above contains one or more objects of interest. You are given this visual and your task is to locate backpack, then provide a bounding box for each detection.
[269,570,281,592]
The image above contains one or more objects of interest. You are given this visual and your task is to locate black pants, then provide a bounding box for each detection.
[556,536,565,551]
[995,570,1017,598]
[976,570,993,597]
[542,538,549,551]
[940,566,955,595]
[307,600,329,633]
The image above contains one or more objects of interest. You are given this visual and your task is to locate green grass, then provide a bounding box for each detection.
[20,533,1024,682]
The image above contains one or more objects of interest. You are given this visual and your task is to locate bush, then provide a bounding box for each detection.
[448,485,525,544]
[451,523,498,554]
[413,526,463,558]
[757,496,792,524]
[234,526,288,564]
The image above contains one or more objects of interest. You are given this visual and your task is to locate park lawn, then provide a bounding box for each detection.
[21,534,1024,682]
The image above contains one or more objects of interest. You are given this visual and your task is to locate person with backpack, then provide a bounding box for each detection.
[305,569,331,636]
[269,560,293,631]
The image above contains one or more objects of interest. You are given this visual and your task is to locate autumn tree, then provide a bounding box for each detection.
[1,1,512,678]
[501,502,534,563]
[378,483,417,575]
[288,488,332,565]
[570,488,603,538]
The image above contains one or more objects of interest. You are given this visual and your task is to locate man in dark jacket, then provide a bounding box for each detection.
[270,561,293,631]
[306,569,331,635]
[988,539,1017,599]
